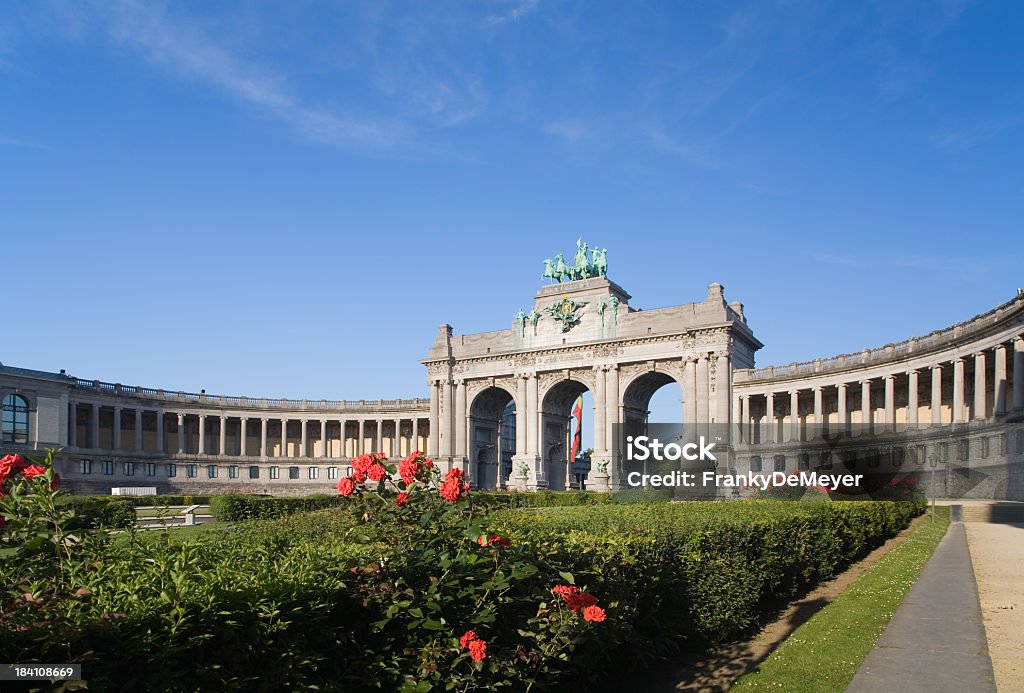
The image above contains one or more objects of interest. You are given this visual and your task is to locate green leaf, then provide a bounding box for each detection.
[558,571,575,585]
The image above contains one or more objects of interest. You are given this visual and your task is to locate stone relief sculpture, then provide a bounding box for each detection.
[545,297,588,332]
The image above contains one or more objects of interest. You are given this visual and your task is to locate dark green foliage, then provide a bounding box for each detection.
[209,493,347,521]
[61,497,136,530]
[471,489,613,510]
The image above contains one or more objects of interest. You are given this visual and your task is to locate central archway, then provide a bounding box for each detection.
[468,386,516,489]
[539,379,591,490]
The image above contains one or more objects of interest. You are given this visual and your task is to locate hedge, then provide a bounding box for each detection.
[209,493,348,521]
[471,489,613,510]
[60,497,137,530]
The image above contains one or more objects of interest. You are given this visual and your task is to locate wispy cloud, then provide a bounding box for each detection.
[929,118,1017,152]
[814,252,997,274]
[0,136,51,150]
[486,0,539,26]
[542,119,591,143]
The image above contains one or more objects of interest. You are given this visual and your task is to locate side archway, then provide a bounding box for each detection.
[468,386,516,489]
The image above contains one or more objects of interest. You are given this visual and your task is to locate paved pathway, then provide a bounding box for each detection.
[846,521,996,692]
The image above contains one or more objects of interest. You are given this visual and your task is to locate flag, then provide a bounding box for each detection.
[570,395,583,460]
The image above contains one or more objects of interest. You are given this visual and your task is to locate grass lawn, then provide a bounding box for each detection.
[731,507,950,692]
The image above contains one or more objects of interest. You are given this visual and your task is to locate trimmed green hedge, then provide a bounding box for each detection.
[471,489,613,509]
[70,494,213,507]
[209,493,347,521]
[61,497,137,530]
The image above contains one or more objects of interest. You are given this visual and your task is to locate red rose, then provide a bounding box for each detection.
[395,492,410,507]
[478,534,510,549]
[352,470,368,484]
[459,630,478,649]
[552,585,578,599]
[352,454,374,475]
[0,454,26,484]
[565,592,598,613]
[398,458,419,485]
[367,463,387,482]
[50,474,60,490]
[582,605,606,623]
[22,465,47,480]
[468,638,487,662]
[337,477,356,497]
[423,459,434,470]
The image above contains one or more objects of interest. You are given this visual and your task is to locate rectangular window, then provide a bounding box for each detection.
[249,465,259,479]
[288,466,299,480]
[228,465,238,479]
[773,455,786,472]
[981,437,990,459]
[749,455,762,473]
[166,463,177,478]
[958,440,969,462]
[819,452,833,470]
[207,465,218,479]
[308,466,319,480]
[327,466,339,480]
[103,460,114,475]
[186,464,197,478]
[145,462,156,477]
[798,453,810,471]
[124,461,135,476]
[269,466,280,480]
[79,459,92,474]
[1016,430,1024,455]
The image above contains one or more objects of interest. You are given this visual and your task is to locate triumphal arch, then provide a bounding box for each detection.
[422,242,762,490]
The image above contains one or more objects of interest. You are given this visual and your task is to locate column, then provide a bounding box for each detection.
[134,409,143,451]
[394,418,402,458]
[884,374,895,432]
[605,366,619,466]
[695,356,709,426]
[789,390,799,442]
[68,402,77,447]
[300,419,308,458]
[931,365,942,425]
[526,375,539,457]
[260,418,268,458]
[90,404,100,449]
[198,415,206,455]
[683,358,697,425]
[375,420,382,453]
[715,352,730,427]
[994,345,1008,416]
[953,358,965,423]
[454,380,467,460]
[860,380,871,434]
[974,352,986,420]
[439,381,454,458]
[907,370,919,428]
[177,413,185,453]
[219,416,227,456]
[156,411,164,453]
[428,381,440,457]
[358,420,365,456]
[813,387,823,439]
[765,392,775,443]
[112,406,122,450]
[1014,337,1024,411]
[516,376,528,456]
[837,383,847,435]
[338,419,347,457]
[240,418,247,456]
[593,368,606,456]
[281,419,288,457]
[320,420,328,458]
[412,418,419,454]
[740,395,750,443]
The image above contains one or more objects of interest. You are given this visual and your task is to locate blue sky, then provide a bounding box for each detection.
[1,1,1021,416]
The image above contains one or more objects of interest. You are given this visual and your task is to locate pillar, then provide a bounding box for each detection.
[715,352,730,428]
[300,419,308,458]
[219,416,227,456]
[765,392,775,443]
[837,383,848,436]
[429,381,440,457]
[90,403,100,449]
[260,418,268,458]
[177,413,185,453]
[320,420,328,458]
[412,418,420,454]
[112,406,122,450]
[1014,337,1024,411]
[526,375,539,457]
[953,358,965,423]
[683,358,697,425]
[394,418,402,458]
[134,409,143,451]
[861,380,871,434]
[358,420,365,456]
[974,352,986,420]
[789,390,799,442]
[240,418,247,456]
[593,368,606,456]
[605,366,619,471]
[68,402,77,447]
[931,365,942,426]
[740,395,750,443]
[375,419,382,453]
[813,387,823,439]
[908,370,919,428]
[198,414,206,455]
[884,374,895,432]
[455,380,467,460]
[695,355,709,426]
[994,345,1008,416]
[156,411,164,452]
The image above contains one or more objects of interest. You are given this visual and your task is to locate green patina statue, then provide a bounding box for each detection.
[542,241,607,283]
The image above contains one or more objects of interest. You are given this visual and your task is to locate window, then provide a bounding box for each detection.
[1,394,29,444]
[145,463,156,477]
[773,455,786,472]
[186,464,197,478]
[308,466,319,480]
[958,440,970,462]
[79,459,92,474]
[228,465,238,479]
[288,466,299,480]
[327,466,339,480]
[980,437,990,459]
[124,461,135,476]
[166,463,177,478]
[798,453,810,471]
[819,452,833,470]
[207,465,218,479]
[103,460,114,475]
[892,448,904,468]
[750,455,762,472]
[269,466,280,480]
[249,465,260,479]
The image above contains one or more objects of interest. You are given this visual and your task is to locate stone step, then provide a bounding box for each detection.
[961,505,1024,523]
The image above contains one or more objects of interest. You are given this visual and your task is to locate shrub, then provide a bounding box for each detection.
[209,493,346,521]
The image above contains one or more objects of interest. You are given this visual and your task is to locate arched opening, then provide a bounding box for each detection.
[622,372,683,441]
[540,380,591,491]
[468,387,516,489]
[1,394,30,444]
